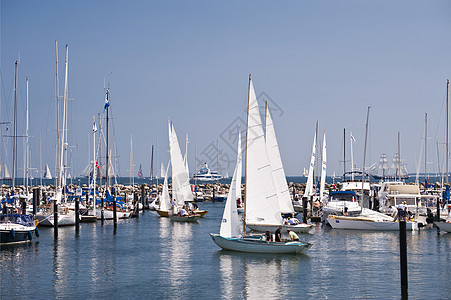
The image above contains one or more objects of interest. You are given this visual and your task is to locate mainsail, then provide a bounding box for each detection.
[245,77,281,226]
[169,121,194,206]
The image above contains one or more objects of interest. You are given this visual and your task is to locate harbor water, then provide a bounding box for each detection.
[1,201,450,299]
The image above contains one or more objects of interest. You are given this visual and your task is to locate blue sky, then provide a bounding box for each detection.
[1,0,450,178]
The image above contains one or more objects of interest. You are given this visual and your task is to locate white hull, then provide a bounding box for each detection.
[435,221,451,233]
[37,212,77,227]
[328,216,418,231]
[246,223,314,233]
[96,209,130,220]
[210,233,312,254]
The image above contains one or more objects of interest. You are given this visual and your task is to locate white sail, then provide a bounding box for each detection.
[3,164,11,179]
[159,162,171,212]
[44,163,52,179]
[184,134,189,177]
[169,121,194,206]
[303,129,317,198]
[160,162,164,180]
[220,130,242,238]
[319,132,327,201]
[245,78,281,226]
[265,104,294,213]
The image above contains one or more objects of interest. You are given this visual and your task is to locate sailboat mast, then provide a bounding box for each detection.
[425,113,427,182]
[92,116,97,216]
[98,113,102,189]
[398,132,401,180]
[12,61,17,193]
[361,106,370,207]
[343,128,346,181]
[105,89,110,190]
[447,79,449,184]
[243,74,251,236]
[150,144,154,180]
[217,140,219,184]
[156,132,159,185]
[26,77,29,197]
[55,40,60,188]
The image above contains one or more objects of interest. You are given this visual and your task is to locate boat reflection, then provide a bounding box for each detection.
[216,250,307,299]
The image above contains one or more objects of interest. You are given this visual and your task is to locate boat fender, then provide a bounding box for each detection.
[28,231,33,240]
[10,229,15,238]
[35,219,39,227]
[35,228,40,237]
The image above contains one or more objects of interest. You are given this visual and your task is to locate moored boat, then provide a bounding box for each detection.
[0,214,39,244]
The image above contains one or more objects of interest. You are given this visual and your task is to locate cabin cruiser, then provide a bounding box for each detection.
[322,191,362,223]
[193,162,222,181]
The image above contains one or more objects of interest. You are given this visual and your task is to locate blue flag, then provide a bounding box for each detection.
[104,94,110,109]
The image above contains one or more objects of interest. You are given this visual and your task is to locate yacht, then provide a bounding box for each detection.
[193,162,222,181]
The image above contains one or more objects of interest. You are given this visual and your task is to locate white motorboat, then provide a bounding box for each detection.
[193,162,222,181]
[0,214,39,244]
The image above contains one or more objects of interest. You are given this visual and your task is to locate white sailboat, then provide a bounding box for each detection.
[303,127,317,199]
[210,75,312,254]
[319,132,327,201]
[44,163,52,179]
[168,121,205,220]
[246,103,312,232]
[156,162,171,217]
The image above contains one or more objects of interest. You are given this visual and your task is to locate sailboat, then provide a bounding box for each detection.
[210,75,312,254]
[156,162,172,217]
[44,163,52,179]
[168,121,204,221]
[36,43,77,227]
[245,103,313,233]
[138,164,144,179]
[1,61,39,244]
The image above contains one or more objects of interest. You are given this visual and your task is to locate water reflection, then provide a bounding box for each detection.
[216,251,305,299]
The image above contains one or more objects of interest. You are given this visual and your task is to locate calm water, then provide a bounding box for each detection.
[1,202,451,299]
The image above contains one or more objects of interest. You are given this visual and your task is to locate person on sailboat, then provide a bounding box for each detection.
[275,226,282,242]
[265,230,272,242]
[287,229,300,241]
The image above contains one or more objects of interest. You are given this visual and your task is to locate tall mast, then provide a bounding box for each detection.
[105,89,110,190]
[361,106,370,207]
[343,128,346,181]
[150,144,154,180]
[398,132,401,181]
[447,79,449,184]
[350,131,354,181]
[92,116,97,216]
[26,77,29,197]
[55,40,60,188]
[155,132,159,185]
[63,44,69,187]
[98,112,102,189]
[243,74,251,236]
[216,140,219,184]
[12,61,17,193]
[424,112,427,182]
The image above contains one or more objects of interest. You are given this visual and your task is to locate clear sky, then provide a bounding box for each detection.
[1,0,450,178]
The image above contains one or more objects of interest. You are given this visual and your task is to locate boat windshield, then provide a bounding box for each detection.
[329,192,356,202]
[0,214,34,226]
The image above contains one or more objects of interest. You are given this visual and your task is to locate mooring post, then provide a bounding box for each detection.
[32,188,39,215]
[436,196,441,222]
[21,198,27,215]
[113,189,117,228]
[302,197,308,223]
[75,196,80,230]
[53,199,58,239]
[141,185,146,210]
[399,220,408,296]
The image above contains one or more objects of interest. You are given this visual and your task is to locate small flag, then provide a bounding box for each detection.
[350,134,356,142]
[96,159,99,169]
[104,93,110,109]
[93,118,97,132]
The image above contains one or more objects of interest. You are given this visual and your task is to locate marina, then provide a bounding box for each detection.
[2,1,451,298]
[1,199,451,299]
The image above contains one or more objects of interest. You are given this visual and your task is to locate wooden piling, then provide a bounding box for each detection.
[436,196,441,222]
[113,190,117,228]
[75,197,80,230]
[53,199,58,238]
[302,197,308,223]
[399,221,408,294]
